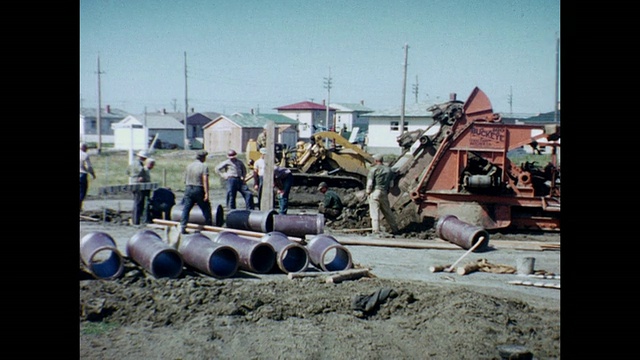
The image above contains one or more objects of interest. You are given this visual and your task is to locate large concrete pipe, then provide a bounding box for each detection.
[435,214,489,251]
[305,234,352,272]
[260,231,309,274]
[225,209,277,233]
[273,214,324,238]
[178,233,239,278]
[170,203,224,227]
[80,232,124,280]
[210,231,276,274]
[126,229,184,278]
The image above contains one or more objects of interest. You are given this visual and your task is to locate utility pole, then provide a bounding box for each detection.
[96,55,105,154]
[412,75,419,104]
[508,86,513,115]
[554,32,560,123]
[324,67,332,132]
[184,51,189,149]
[171,98,177,112]
[400,43,409,135]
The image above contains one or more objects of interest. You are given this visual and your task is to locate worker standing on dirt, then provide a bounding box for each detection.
[252,148,267,209]
[180,150,213,233]
[366,154,399,235]
[127,150,151,225]
[215,149,255,210]
[273,165,293,214]
[80,142,96,212]
[317,182,343,223]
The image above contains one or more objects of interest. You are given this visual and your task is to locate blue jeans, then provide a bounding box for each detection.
[226,177,255,210]
[181,185,213,227]
[278,174,294,214]
[80,173,88,212]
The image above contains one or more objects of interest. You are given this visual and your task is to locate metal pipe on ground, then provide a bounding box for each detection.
[153,219,304,242]
[126,229,184,278]
[259,231,309,274]
[210,231,276,274]
[225,209,277,233]
[305,234,352,272]
[178,233,239,278]
[435,214,489,251]
[80,231,124,280]
[170,203,225,227]
[273,213,324,238]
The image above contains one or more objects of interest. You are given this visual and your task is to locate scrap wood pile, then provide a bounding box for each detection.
[429,258,557,276]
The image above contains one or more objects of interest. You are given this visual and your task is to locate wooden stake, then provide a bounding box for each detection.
[444,236,486,273]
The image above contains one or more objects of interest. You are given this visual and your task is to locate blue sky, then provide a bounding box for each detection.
[80,0,560,115]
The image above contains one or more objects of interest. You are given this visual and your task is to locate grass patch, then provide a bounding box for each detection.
[86,149,244,196]
[80,321,119,335]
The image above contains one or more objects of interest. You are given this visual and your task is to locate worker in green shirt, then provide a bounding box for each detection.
[317,182,343,223]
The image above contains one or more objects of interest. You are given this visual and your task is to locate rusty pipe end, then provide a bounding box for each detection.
[261,232,309,273]
[178,233,239,278]
[80,232,125,280]
[306,234,352,272]
[126,229,184,278]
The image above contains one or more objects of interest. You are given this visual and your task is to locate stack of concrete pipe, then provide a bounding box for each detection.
[126,229,184,278]
[170,203,225,227]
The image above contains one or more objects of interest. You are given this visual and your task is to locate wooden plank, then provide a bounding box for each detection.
[325,268,371,284]
[98,182,159,195]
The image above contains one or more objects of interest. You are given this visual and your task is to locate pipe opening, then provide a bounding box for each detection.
[249,244,276,273]
[151,251,183,278]
[279,245,309,273]
[209,248,239,278]
[320,246,352,272]
[89,248,124,279]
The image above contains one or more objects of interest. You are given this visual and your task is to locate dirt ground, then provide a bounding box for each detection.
[80,187,560,360]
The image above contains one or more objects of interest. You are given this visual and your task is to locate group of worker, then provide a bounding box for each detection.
[80,137,399,236]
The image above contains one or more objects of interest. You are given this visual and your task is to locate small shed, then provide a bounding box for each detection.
[203,113,278,154]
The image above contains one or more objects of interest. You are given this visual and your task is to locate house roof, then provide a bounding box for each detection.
[330,103,374,113]
[246,113,299,125]
[367,102,436,117]
[80,107,129,119]
[117,114,184,129]
[274,101,336,111]
[188,112,221,126]
[205,112,300,129]
[500,110,560,124]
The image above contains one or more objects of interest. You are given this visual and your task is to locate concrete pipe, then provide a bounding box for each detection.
[178,233,239,278]
[305,234,352,272]
[273,214,324,238]
[435,214,489,251]
[211,231,276,274]
[126,229,184,278]
[80,231,124,280]
[170,203,224,227]
[260,231,309,274]
[225,209,277,233]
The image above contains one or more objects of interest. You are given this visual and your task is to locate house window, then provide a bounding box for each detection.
[390,121,409,131]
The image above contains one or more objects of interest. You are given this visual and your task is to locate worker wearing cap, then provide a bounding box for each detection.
[252,147,268,209]
[366,154,399,235]
[215,149,255,210]
[317,182,343,223]
[180,150,213,233]
[127,150,152,225]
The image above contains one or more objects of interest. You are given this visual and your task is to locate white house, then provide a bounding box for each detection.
[366,102,435,155]
[274,101,335,141]
[112,113,185,150]
[329,102,373,133]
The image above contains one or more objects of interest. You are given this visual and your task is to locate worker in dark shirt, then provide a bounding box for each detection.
[317,181,343,222]
[273,165,293,214]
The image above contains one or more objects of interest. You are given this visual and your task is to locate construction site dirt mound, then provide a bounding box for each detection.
[80,187,560,359]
